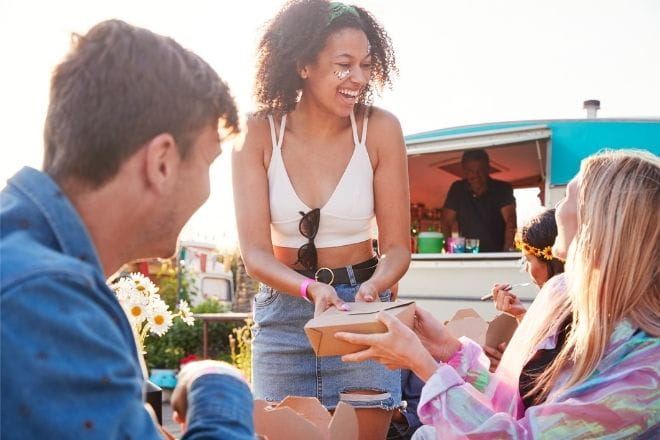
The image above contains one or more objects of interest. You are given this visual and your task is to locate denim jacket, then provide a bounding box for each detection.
[1,167,254,439]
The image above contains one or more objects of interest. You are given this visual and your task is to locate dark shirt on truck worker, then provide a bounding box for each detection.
[442,149,517,252]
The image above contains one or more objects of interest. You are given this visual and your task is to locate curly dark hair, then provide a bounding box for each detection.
[254,0,397,115]
[521,209,565,278]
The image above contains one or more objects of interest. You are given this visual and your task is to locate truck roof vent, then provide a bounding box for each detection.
[583,99,600,119]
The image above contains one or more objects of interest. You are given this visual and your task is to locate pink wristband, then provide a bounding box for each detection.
[299,278,314,302]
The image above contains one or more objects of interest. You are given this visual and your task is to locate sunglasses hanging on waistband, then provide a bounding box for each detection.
[294,208,320,272]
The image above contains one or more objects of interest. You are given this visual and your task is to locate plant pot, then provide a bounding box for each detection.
[150,368,178,389]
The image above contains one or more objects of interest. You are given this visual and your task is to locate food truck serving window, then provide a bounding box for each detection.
[407,125,551,251]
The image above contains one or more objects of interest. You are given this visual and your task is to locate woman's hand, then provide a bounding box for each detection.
[413,306,462,362]
[335,311,438,381]
[355,281,379,302]
[491,284,526,319]
[307,282,350,316]
[483,342,507,373]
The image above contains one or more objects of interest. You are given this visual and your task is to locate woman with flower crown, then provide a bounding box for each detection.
[483,208,565,371]
[232,1,409,438]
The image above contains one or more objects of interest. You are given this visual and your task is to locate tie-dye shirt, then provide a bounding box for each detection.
[418,288,660,438]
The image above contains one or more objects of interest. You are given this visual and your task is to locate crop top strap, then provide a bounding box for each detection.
[349,110,360,146]
[267,114,287,150]
[361,108,369,145]
[267,115,277,149]
[349,108,370,146]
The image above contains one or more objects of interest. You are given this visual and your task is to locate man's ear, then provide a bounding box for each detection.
[144,133,180,194]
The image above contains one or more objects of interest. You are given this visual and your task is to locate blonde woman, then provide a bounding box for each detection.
[337,149,660,438]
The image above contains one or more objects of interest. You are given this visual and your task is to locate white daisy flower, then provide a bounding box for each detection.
[178,300,195,326]
[122,287,148,307]
[129,272,150,285]
[125,296,147,325]
[112,278,134,302]
[130,272,159,296]
[148,303,173,336]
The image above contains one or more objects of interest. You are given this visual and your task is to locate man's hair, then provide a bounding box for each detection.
[43,19,239,187]
[461,149,490,167]
[254,0,397,116]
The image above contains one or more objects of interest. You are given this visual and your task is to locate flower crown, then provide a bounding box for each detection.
[515,238,557,261]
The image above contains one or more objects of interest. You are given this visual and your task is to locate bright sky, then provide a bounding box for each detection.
[2,0,659,250]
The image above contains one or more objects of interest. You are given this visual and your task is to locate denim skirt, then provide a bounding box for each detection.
[251,280,401,410]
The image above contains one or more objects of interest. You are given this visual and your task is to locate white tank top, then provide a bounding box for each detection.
[268,110,375,248]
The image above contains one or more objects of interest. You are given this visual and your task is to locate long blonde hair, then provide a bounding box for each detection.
[524,149,659,402]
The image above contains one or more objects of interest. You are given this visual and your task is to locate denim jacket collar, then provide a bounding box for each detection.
[8,167,103,274]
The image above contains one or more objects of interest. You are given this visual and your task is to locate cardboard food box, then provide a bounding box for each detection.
[254,396,358,440]
[304,300,416,357]
[445,308,518,348]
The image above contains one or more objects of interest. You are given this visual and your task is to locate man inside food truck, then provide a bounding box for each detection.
[441,149,517,252]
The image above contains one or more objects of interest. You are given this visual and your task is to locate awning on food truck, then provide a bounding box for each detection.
[405,119,660,186]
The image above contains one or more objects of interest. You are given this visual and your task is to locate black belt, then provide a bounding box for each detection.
[295,257,378,285]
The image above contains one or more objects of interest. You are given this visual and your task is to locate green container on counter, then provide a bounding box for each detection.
[417,231,444,253]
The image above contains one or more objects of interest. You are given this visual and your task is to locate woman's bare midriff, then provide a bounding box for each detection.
[273,239,375,270]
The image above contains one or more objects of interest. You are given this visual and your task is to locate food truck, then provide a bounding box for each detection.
[398,106,660,320]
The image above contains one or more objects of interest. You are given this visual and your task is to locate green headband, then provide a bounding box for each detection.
[328,2,360,24]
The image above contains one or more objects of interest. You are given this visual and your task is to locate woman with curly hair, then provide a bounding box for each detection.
[232,1,409,438]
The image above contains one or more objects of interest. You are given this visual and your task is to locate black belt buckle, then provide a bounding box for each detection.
[314,267,335,284]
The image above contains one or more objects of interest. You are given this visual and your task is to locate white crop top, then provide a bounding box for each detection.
[268,110,375,248]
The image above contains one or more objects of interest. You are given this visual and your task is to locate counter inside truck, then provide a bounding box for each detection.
[398,119,660,321]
